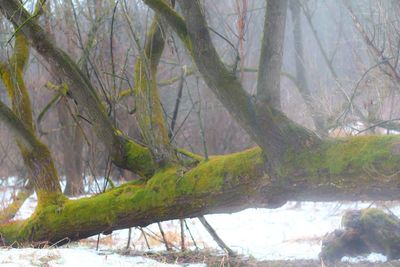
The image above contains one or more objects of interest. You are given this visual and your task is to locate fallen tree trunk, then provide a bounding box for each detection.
[1,135,400,245]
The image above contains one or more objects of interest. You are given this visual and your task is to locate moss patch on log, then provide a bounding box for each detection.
[291,135,400,180]
[124,139,156,178]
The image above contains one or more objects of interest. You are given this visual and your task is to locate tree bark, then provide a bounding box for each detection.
[0,101,61,203]
[0,2,62,204]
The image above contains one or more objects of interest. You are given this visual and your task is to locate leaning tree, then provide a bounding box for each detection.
[0,0,399,245]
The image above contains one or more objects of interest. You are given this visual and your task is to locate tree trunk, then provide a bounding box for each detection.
[147,0,321,171]
[289,0,327,137]
[257,0,288,110]
[57,98,84,196]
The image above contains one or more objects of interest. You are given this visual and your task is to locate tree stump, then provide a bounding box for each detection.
[320,208,400,264]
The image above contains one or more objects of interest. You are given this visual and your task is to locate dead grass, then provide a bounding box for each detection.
[119,249,400,267]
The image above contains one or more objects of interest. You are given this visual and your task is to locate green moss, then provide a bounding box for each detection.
[326,136,398,174]
[360,208,398,226]
[178,147,264,194]
[124,140,156,178]
[132,16,174,163]
[0,220,27,245]
[292,135,400,180]
[176,148,203,162]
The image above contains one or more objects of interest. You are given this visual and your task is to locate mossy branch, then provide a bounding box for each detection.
[143,0,192,51]
[133,16,175,165]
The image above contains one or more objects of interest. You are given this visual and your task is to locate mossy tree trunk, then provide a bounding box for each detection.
[133,15,177,166]
[0,1,62,205]
[0,0,400,247]
[0,100,62,205]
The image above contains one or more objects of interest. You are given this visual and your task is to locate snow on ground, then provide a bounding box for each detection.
[0,247,186,267]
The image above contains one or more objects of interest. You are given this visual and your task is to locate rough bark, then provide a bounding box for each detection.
[0,101,61,203]
[0,2,62,204]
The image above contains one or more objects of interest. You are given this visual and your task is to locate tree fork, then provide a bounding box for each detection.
[146,0,321,171]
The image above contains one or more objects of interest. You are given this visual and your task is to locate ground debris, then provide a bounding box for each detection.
[320,208,400,265]
[120,249,400,266]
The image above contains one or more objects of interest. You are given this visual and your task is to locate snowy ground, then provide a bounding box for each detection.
[0,248,188,267]
[0,178,396,266]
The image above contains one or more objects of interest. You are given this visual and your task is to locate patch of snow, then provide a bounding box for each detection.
[0,247,190,267]
[13,193,36,220]
[343,253,387,263]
